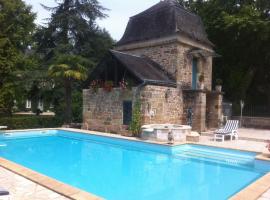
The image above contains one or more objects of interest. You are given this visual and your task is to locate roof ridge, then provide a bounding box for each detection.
[110,50,141,58]
[130,0,196,19]
[130,1,172,19]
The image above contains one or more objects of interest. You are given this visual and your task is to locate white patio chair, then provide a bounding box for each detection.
[214,120,239,142]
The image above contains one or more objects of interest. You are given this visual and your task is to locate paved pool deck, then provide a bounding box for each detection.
[0,167,69,200]
[203,128,270,142]
[0,128,269,200]
[238,128,270,141]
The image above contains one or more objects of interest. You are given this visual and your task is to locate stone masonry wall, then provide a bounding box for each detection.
[139,85,183,125]
[206,92,223,128]
[122,43,179,80]
[83,88,136,134]
[117,39,213,90]
[183,90,207,131]
[83,85,184,135]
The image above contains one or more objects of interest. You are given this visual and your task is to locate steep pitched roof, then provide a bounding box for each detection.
[116,0,213,46]
[90,50,176,87]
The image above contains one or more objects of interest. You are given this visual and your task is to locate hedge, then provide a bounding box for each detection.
[0,115,62,130]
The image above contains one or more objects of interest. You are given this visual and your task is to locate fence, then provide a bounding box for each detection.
[233,104,270,117]
[231,104,270,129]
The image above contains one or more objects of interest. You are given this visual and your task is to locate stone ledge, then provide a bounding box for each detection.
[256,153,270,162]
[229,173,270,200]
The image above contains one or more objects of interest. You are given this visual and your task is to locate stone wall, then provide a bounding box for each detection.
[182,90,206,131]
[206,92,223,128]
[121,42,179,80]
[83,35,219,134]
[83,85,222,133]
[116,36,213,90]
[83,88,136,134]
[83,85,184,134]
[140,85,183,125]
[232,116,270,129]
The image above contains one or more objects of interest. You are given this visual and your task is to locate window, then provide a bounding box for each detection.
[123,101,132,125]
[192,58,198,89]
[38,100,43,111]
[26,100,31,109]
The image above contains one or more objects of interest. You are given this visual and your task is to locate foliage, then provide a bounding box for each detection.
[198,73,204,82]
[216,78,223,85]
[36,0,113,62]
[129,101,142,137]
[53,91,83,123]
[35,0,113,123]
[0,84,15,116]
[177,0,270,108]
[90,80,101,93]
[48,54,88,123]
[48,55,89,81]
[103,80,113,92]
[0,115,61,130]
[0,0,36,115]
[71,91,83,123]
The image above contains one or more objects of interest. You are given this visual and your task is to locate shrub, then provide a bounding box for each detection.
[129,101,142,137]
[0,115,62,130]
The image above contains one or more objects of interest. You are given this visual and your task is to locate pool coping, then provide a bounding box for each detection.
[1,127,270,200]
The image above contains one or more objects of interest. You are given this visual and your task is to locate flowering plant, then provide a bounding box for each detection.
[266,140,270,152]
[103,81,113,92]
[119,79,128,90]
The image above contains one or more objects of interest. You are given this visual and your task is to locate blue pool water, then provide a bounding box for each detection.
[0,130,269,200]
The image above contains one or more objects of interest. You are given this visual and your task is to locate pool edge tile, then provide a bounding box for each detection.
[230,173,270,200]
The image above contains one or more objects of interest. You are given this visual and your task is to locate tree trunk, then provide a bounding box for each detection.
[64,79,72,124]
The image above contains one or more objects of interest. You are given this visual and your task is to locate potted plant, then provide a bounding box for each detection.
[103,80,113,92]
[215,78,223,92]
[198,73,205,90]
[119,79,128,90]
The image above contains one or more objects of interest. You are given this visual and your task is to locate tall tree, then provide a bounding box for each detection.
[0,0,35,115]
[36,0,113,123]
[177,0,270,109]
[48,55,88,123]
[37,0,111,60]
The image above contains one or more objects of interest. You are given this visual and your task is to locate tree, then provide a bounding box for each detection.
[35,0,113,123]
[0,0,35,115]
[177,0,270,109]
[48,55,88,123]
[37,0,111,60]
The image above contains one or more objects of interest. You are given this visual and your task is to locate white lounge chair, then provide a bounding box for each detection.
[214,120,239,142]
[0,187,9,200]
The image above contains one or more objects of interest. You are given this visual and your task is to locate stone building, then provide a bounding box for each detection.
[83,0,223,133]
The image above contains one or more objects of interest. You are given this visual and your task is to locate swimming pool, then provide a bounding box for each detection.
[0,130,269,200]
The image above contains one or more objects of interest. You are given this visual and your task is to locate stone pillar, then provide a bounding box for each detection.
[206,92,223,129]
[192,92,206,131]
[182,90,206,132]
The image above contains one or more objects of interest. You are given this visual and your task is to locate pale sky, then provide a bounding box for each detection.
[23,0,160,41]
